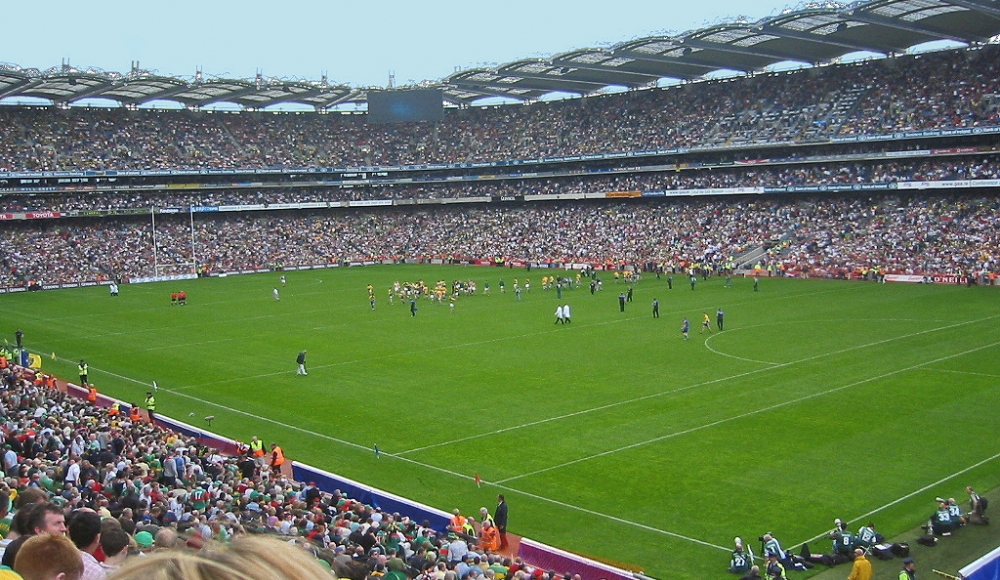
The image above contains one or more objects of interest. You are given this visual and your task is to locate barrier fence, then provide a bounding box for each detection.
[53,373,642,580]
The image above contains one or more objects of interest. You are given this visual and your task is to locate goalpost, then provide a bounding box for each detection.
[150,206,199,277]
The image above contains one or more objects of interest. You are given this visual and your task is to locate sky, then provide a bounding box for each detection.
[2,0,801,88]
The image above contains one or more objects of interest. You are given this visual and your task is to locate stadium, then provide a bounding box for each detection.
[1,1,1000,580]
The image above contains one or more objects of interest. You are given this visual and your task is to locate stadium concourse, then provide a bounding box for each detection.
[0,360,631,580]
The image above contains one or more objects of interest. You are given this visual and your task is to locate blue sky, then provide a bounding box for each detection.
[2,0,797,88]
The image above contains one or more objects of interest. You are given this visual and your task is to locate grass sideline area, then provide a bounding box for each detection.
[807,489,1000,580]
[3,266,999,580]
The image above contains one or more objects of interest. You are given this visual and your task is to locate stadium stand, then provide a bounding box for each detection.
[1,28,999,580]
[0,193,997,286]
[0,47,998,171]
[0,46,997,291]
[0,359,632,580]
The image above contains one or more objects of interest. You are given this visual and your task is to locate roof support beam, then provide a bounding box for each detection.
[141,84,202,104]
[758,24,896,55]
[0,78,41,101]
[315,91,363,110]
[445,86,534,102]
[491,70,615,92]
[680,37,806,63]
[843,8,987,43]
[451,74,598,94]
[615,51,736,78]
[197,85,262,107]
[62,82,122,105]
[945,0,1000,20]
[545,65,660,87]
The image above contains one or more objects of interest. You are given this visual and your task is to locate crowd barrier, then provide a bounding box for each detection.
[960,544,1000,580]
[53,375,642,580]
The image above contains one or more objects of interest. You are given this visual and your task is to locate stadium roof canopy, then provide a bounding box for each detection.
[1,0,999,110]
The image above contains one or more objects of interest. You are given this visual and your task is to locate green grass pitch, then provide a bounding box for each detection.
[5,266,1000,580]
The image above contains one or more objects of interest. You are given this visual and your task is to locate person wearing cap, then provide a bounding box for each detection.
[134,530,154,553]
[765,553,787,580]
[899,558,916,580]
[455,553,476,578]
[729,538,752,574]
[847,548,871,580]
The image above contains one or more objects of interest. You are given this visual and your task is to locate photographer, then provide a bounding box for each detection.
[946,498,966,526]
[760,533,786,561]
[928,502,956,536]
[729,538,753,574]
[829,519,854,556]
[966,487,989,523]
[855,522,882,550]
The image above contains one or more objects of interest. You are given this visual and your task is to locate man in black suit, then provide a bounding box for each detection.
[495,494,509,550]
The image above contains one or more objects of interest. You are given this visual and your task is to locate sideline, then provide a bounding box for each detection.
[797,450,1000,547]
[68,359,734,553]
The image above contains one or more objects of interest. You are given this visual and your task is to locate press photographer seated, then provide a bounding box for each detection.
[828,519,854,556]
[928,501,958,536]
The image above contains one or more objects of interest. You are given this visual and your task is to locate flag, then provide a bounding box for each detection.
[374,444,381,459]
[474,473,481,488]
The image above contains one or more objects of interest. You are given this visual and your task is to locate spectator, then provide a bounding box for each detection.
[14,533,83,580]
[67,510,104,580]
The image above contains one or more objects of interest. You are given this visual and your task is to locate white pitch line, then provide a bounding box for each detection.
[701,318,946,366]
[398,313,1000,456]
[703,327,783,365]
[798,450,1000,547]
[178,313,666,390]
[82,353,734,553]
[493,340,1000,485]
[921,368,1000,379]
[45,297,998,556]
[490,481,733,552]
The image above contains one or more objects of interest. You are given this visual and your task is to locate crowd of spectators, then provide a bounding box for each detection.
[1,154,999,211]
[0,193,996,286]
[0,46,998,172]
[0,362,569,580]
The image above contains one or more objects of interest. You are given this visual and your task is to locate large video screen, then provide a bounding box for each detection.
[367,89,444,124]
